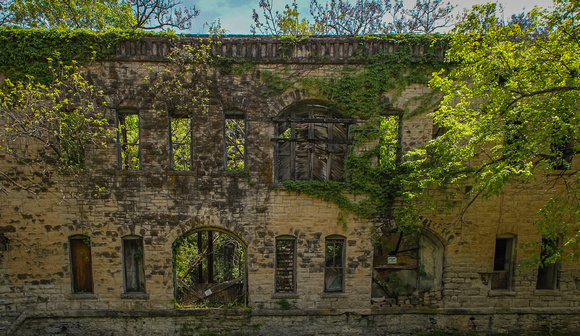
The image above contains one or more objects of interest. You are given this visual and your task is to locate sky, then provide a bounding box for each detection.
[183,0,555,34]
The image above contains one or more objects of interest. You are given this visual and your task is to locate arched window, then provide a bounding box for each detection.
[173,229,246,307]
[274,101,356,182]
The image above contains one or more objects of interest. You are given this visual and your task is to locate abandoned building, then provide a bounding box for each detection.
[1,34,580,335]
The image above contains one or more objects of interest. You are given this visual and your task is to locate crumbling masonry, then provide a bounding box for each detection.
[1,36,580,335]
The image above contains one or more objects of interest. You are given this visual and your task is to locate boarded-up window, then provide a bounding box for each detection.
[536,238,559,290]
[275,237,295,293]
[325,237,345,292]
[274,102,355,182]
[170,112,192,170]
[123,237,146,293]
[491,236,514,290]
[117,111,140,170]
[70,236,93,293]
[224,112,246,171]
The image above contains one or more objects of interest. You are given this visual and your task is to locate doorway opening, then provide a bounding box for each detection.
[173,228,246,308]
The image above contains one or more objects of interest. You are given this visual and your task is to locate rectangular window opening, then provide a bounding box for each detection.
[123,238,146,293]
[275,238,295,293]
[225,112,246,171]
[536,238,559,290]
[117,112,140,170]
[325,238,345,292]
[379,114,401,170]
[170,113,192,171]
[491,237,514,290]
[70,237,93,293]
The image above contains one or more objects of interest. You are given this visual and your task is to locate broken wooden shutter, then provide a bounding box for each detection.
[70,237,93,293]
[274,101,354,182]
[123,237,146,292]
[275,237,296,292]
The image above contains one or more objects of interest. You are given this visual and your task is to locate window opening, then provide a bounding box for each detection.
[274,102,355,182]
[0,233,7,253]
[275,237,296,293]
[123,237,146,293]
[170,112,192,170]
[536,237,559,289]
[379,114,401,170]
[70,236,93,293]
[224,112,246,171]
[372,230,443,300]
[0,233,8,264]
[491,236,514,290]
[325,237,345,292]
[117,111,140,170]
[173,230,246,307]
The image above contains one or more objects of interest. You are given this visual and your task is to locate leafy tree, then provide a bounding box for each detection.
[392,0,455,33]
[403,0,580,262]
[251,0,323,36]
[0,0,198,31]
[252,0,455,36]
[131,0,199,30]
[309,0,393,35]
[0,60,108,195]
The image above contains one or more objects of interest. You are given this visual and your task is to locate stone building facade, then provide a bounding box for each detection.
[0,36,580,335]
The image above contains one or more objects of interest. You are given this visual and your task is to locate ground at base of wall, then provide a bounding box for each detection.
[2,309,579,336]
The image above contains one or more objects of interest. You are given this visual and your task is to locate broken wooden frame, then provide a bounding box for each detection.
[273,101,356,182]
[173,229,246,307]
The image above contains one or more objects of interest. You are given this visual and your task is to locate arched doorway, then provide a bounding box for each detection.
[172,228,246,307]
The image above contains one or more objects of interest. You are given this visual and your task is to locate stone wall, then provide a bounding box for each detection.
[1,36,580,336]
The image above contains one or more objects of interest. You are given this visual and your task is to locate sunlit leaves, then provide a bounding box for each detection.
[403,1,580,259]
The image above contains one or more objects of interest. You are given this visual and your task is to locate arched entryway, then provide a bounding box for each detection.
[172,227,246,307]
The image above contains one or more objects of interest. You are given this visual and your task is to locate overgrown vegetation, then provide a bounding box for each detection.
[277,34,450,233]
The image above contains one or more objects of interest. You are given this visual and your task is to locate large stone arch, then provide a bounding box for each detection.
[172,225,248,307]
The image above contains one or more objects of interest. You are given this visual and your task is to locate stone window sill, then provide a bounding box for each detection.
[67,293,97,300]
[121,292,150,300]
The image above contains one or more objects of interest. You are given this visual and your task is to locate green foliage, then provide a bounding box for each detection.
[378,272,413,298]
[7,0,135,31]
[402,0,580,258]
[0,60,109,175]
[275,298,291,310]
[280,35,449,228]
[0,27,169,84]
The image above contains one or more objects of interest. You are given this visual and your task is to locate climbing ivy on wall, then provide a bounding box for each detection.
[275,35,451,231]
[0,27,169,84]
